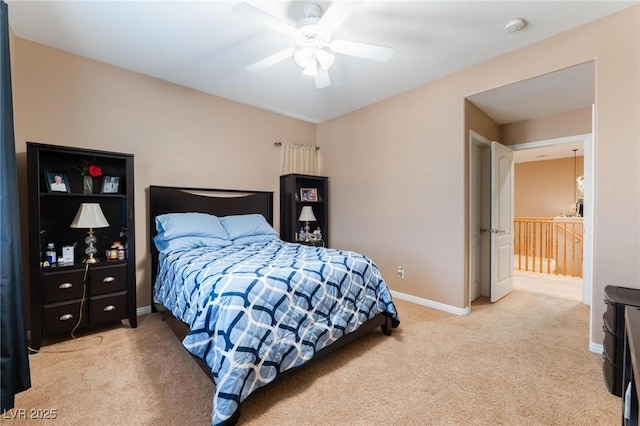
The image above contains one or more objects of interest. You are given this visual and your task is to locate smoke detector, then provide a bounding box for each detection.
[505,18,527,33]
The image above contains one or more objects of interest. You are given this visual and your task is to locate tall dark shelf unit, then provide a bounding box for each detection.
[26,142,137,351]
[280,174,329,247]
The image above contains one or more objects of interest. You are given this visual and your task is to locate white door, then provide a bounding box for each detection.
[490,141,514,302]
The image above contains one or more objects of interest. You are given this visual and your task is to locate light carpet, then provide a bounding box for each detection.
[513,270,583,302]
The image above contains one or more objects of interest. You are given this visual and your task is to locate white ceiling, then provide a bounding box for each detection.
[512,137,585,163]
[8,0,637,126]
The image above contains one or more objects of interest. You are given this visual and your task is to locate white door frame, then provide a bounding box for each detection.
[509,132,593,306]
[468,130,491,302]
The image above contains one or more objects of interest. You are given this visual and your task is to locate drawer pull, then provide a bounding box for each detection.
[103,305,116,312]
[59,282,73,289]
[102,276,115,283]
[59,314,74,321]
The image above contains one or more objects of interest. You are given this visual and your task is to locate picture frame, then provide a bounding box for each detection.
[300,188,318,202]
[101,175,121,194]
[44,170,71,193]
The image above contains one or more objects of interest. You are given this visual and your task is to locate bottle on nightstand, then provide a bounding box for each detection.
[45,243,56,264]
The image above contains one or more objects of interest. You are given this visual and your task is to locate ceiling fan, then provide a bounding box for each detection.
[233,1,394,89]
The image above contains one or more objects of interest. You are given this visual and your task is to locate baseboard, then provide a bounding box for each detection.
[390,290,470,316]
[590,341,603,355]
[137,305,152,316]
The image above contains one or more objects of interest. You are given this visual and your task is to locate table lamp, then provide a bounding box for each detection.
[70,203,109,263]
[298,206,316,242]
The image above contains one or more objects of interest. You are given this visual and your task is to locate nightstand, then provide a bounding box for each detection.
[27,142,137,351]
[280,174,329,247]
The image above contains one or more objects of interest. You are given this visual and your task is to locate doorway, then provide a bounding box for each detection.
[468,132,515,303]
[468,131,491,302]
[511,133,592,305]
[468,131,593,306]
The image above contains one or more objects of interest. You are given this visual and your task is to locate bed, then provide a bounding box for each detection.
[149,185,400,425]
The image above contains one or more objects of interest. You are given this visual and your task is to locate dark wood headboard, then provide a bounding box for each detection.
[148,185,274,310]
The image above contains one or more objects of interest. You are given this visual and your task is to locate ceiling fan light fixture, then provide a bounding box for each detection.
[295,24,331,48]
[315,48,335,70]
[236,1,396,89]
[302,2,322,19]
[294,47,315,69]
[295,46,333,76]
[303,61,318,76]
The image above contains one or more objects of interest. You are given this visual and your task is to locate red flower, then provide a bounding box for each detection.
[76,158,102,177]
[88,164,102,177]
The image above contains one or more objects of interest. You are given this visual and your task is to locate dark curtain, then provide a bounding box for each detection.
[0,0,31,411]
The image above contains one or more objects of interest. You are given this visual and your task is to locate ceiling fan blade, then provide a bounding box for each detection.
[246,47,296,72]
[330,39,394,62]
[233,2,297,37]
[314,69,331,89]
[318,1,363,34]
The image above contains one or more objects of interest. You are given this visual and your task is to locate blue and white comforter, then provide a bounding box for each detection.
[154,239,399,425]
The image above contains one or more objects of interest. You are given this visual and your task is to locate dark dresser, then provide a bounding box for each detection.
[604,285,640,397]
[623,306,640,425]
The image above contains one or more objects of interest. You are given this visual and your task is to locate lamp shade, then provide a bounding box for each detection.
[70,203,109,229]
[298,206,316,222]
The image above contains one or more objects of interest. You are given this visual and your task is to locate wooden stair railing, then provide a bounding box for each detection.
[513,217,583,277]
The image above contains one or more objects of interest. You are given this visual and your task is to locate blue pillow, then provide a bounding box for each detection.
[232,234,279,246]
[154,236,231,254]
[220,214,278,241]
[155,212,229,240]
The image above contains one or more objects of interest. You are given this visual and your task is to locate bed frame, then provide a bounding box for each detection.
[148,185,393,424]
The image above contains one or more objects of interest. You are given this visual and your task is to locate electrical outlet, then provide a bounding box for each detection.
[397,266,404,279]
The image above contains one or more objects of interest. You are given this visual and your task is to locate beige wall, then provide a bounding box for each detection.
[12,39,316,309]
[318,79,470,307]
[515,157,585,217]
[502,107,592,146]
[318,6,639,347]
[465,100,501,143]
